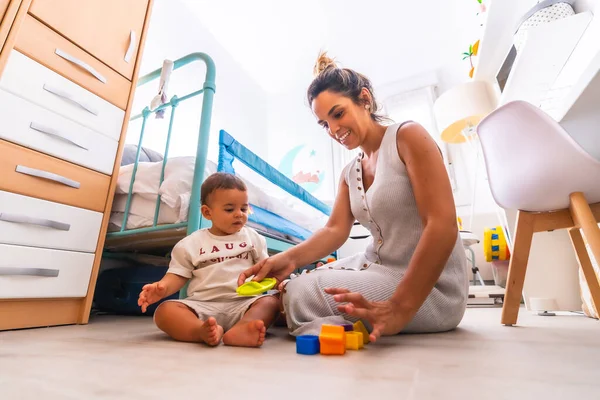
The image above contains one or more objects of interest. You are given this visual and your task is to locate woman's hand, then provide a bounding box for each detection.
[325,288,413,342]
[238,252,297,286]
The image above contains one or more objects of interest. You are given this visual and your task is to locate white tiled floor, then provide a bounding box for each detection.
[1,307,599,400]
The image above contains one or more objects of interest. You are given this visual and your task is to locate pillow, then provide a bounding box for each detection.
[117,156,277,218]
[120,144,164,166]
[158,159,275,217]
[116,156,210,201]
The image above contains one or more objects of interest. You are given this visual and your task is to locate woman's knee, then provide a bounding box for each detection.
[285,272,322,295]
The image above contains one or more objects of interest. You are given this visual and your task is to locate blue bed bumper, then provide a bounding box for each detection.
[248,204,313,241]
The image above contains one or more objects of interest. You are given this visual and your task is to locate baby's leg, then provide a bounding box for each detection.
[222,295,280,347]
[154,301,223,346]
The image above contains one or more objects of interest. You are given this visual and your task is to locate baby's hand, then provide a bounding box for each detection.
[138,282,167,313]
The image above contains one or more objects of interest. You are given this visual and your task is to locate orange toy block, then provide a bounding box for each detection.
[353,321,370,344]
[319,325,346,355]
[345,331,364,350]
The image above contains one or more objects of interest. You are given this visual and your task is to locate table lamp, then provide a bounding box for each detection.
[434,80,498,143]
[433,80,498,230]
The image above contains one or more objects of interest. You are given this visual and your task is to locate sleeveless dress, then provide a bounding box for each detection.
[281,122,468,336]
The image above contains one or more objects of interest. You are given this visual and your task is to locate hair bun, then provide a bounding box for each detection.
[313,51,336,77]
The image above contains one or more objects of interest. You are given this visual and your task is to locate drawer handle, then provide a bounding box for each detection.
[124,30,136,63]
[15,165,81,189]
[43,84,99,116]
[0,267,59,277]
[55,48,107,84]
[30,122,89,151]
[0,212,71,231]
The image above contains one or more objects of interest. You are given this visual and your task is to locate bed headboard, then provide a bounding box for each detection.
[217,129,332,217]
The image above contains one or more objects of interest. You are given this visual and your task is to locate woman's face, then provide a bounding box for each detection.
[312,89,371,150]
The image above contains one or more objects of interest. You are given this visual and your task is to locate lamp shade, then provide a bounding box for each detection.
[434,81,498,144]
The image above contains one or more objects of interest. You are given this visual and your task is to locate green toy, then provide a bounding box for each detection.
[236,278,277,296]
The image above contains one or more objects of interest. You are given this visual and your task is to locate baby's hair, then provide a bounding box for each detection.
[201,172,247,206]
[307,51,387,123]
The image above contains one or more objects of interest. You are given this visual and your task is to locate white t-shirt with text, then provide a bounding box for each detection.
[167,227,269,301]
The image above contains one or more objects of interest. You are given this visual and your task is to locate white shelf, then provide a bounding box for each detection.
[473,0,538,81]
[499,12,593,106]
[558,49,600,160]
[551,12,600,121]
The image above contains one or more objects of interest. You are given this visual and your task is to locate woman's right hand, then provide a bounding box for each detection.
[237,252,296,286]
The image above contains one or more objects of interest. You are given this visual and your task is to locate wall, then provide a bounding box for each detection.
[266,88,338,203]
[125,0,269,162]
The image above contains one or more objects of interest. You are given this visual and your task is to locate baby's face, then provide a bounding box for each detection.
[205,189,249,235]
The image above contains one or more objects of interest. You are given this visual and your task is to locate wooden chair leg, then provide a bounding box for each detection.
[568,228,600,317]
[570,193,600,268]
[501,211,535,326]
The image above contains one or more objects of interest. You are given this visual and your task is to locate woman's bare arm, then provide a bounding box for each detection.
[388,122,459,313]
[238,171,355,284]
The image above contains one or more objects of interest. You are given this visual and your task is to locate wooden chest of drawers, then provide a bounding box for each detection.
[0,0,153,331]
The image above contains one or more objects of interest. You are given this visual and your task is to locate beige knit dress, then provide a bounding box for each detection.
[281,122,468,336]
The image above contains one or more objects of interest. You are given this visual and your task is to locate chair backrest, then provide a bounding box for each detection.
[477,100,600,211]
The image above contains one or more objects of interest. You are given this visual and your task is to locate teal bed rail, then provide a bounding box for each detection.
[105,51,335,265]
[107,52,215,239]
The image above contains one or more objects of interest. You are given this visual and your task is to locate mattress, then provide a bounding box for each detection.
[111,157,329,242]
[109,193,311,243]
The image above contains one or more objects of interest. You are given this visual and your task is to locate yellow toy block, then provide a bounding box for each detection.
[345,331,364,350]
[319,325,346,355]
[353,321,370,344]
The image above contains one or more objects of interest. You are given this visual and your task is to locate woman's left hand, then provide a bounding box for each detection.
[324,288,412,342]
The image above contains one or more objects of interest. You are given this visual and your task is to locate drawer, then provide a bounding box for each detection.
[0,0,9,22]
[0,244,94,299]
[14,15,130,110]
[0,191,103,253]
[0,140,110,212]
[0,51,125,141]
[0,89,118,175]
[29,0,149,80]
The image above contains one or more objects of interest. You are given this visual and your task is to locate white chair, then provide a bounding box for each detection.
[477,100,600,325]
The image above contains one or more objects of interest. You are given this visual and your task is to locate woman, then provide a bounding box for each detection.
[238,52,468,342]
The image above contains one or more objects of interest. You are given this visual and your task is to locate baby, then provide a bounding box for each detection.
[138,172,280,347]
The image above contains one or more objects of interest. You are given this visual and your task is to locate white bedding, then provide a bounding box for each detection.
[113,157,329,233]
[109,194,181,231]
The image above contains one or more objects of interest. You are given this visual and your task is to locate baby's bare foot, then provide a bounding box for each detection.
[222,320,266,347]
[197,317,223,346]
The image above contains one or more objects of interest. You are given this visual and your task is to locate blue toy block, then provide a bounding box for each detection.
[341,323,353,331]
[296,335,320,355]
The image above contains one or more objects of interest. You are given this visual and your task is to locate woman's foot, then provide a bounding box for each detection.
[196,317,223,346]
[222,320,266,347]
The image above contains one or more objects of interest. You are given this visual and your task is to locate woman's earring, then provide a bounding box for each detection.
[365,104,371,111]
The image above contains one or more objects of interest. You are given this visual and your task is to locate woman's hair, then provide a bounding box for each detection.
[307,51,387,123]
